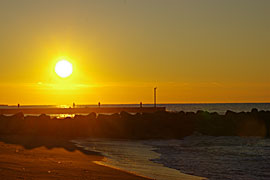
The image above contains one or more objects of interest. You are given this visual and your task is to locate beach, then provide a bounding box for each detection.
[0,135,151,180]
[0,108,269,179]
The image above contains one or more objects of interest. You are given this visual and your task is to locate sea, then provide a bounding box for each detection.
[70,103,270,180]
[1,103,270,115]
[72,136,270,180]
[2,103,270,179]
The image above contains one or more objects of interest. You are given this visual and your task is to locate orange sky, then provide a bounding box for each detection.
[0,0,269,105]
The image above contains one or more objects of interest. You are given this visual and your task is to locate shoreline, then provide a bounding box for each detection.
[0,135,152,180]
[71,139,157,180]
[74,138,205,180]
[93,160,155,180]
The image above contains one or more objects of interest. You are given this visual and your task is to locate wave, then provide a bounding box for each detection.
[71,138,204,180]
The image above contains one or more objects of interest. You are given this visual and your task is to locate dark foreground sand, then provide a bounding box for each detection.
[0,135,151,180]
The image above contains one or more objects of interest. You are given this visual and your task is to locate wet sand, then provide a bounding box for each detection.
[0,136,151,180]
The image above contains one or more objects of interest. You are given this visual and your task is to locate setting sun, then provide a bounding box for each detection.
[1,1,270,180]
[55,60,73,78]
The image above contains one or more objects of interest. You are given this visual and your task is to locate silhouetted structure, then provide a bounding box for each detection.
[0,107,165,114]
[73,103,75,108]
[140,102,143,108]
[154,87,157,108]
[98,102,101,107]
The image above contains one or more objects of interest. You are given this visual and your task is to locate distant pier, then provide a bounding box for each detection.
[0,107,166,115]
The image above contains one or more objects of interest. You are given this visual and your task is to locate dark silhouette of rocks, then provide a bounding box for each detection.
[0,109,270,139]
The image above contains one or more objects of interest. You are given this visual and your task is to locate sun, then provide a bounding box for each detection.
[55,60,73,78]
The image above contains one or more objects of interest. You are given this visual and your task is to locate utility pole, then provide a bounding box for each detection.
[154,87,157,108]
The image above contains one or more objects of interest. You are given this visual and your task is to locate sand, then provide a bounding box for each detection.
[0,135,151,180]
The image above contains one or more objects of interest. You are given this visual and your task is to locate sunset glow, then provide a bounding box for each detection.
[0,0,269,105]
[0,1,270,180]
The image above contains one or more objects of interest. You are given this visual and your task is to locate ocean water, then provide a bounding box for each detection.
[72,138,204,180]
[72,136,270,180]
[162,103,270,114]
[3,103,269,179]
[149,136,270,180]
[1,103,270,115]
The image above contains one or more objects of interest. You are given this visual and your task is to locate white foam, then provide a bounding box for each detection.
[71,138,204,180]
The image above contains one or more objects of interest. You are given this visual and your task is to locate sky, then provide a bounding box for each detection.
[0,0,269,105]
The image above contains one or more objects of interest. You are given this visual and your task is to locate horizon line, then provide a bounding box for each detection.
[1,102,270,107]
